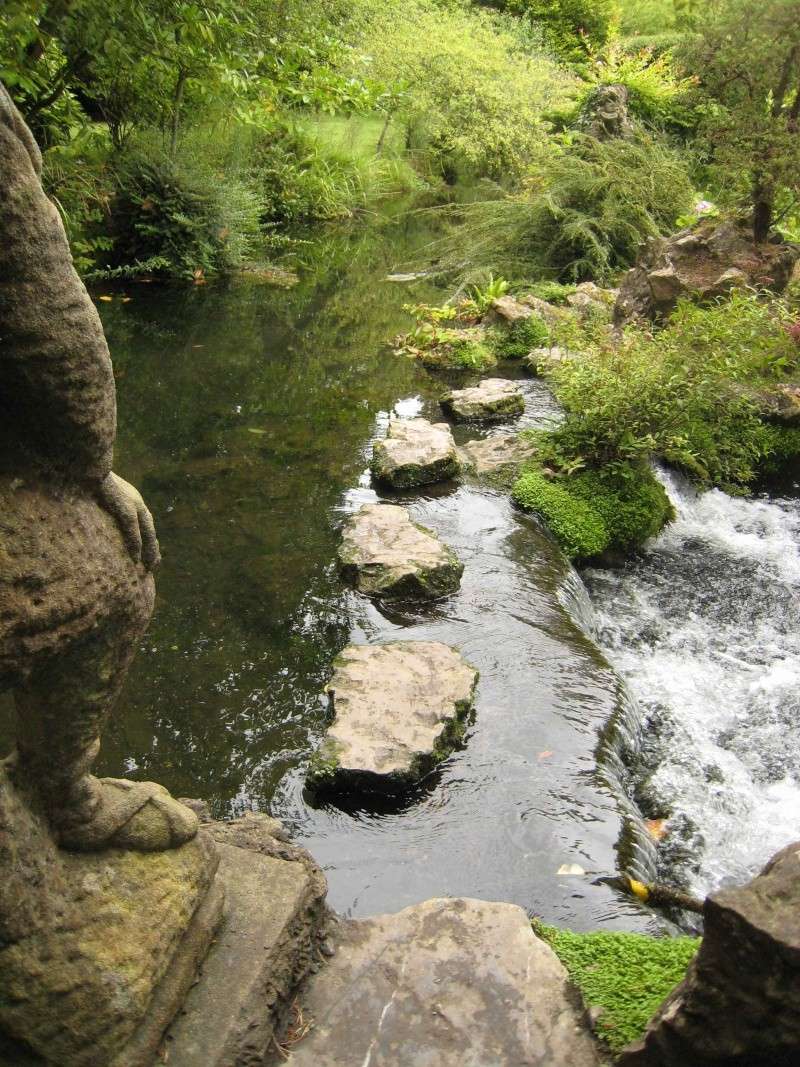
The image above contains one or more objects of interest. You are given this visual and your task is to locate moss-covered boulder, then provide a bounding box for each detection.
[338,504,463,600]
[440,378,524,423]
[306,642,478,796]
[513,463,674,562]
[371,418,461,489]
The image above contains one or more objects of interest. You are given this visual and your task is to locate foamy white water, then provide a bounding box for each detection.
[584,471,800,896]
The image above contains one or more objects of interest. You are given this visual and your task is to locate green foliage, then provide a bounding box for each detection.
[482,0,614,63]
[109,137,265,278]
[544,291,799,487]
[527,280,578,304]
[494,315,550,359]
[582,41,698,129]
[468,274,510,314]
[435,133,692,283]
[512,462,673,559]
[513,468,609,559]
[534,922,700,1054]
[348,0,578,180]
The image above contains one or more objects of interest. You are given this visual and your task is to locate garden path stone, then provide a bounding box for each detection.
[371,418,461,489]
[290,896,601,1067]
[338,504,463,600]
[440,378,524,422]
[458,433,538,482]
[306,642,478,795]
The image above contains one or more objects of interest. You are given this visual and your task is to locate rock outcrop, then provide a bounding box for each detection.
[371,418,461,489]
[289,897,601,1066]
[440,378,525,422]
[615,219,800,325]
[306,642,478,794]
[618,841,800,1067]
[339,504,463,600]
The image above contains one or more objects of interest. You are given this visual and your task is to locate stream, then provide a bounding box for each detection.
[1,206,795,930]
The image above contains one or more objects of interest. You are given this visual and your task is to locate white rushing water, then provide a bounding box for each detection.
[583,471,800,897]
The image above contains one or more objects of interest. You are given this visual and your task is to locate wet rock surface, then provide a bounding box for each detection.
[306,642,478,794]
[615,219,800,325]
[371,418,461,489]
[458,433,538,483]
[339,504,463,600]
[440,378,525,423]
[290,896,601,1067]
[618,841,800,1067]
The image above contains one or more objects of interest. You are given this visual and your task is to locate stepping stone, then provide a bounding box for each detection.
[288,897,601,1067]
[371,418,460,489]
[338,504,463,600]
[458,433,538,480]
[440,378,524,422]
[306,642,478,794]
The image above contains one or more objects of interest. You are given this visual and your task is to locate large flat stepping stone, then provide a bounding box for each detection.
[339,504,463,600]
[371,418,460,489]
[440,378,524,422]
[289,897,601,1066]
[306,642,478,794]
[458,432,538,481]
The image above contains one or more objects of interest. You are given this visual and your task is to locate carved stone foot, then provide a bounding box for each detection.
[57,777,199,852]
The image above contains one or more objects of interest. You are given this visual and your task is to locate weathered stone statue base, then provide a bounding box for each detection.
[0,767,221,1067]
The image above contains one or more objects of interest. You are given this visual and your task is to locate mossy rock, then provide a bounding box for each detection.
[512,463,674,562]
[492,315,551,360]
[412,328,498,371]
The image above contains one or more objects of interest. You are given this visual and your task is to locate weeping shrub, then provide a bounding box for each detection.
[430,132,692,284]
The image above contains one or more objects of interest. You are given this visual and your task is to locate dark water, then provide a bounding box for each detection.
[0,208,655,931]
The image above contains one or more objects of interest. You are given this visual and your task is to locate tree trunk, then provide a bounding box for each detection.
[752,183,773,244]
[376,109,393,156]
[170,69,188,158]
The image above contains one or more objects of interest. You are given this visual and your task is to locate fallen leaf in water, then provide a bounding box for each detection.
[98,295,113,302]
[557,863,585,877]
[247,428,267,435]
[644,818,668,842]
[537,750,553,760]
[121,296,132,303]
[628,877,650,903]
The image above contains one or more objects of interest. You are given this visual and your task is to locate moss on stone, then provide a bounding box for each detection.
[533,921,700,1055]
[493,315,550,360]
[418,336,497,371]
[758,424,800,480]
[512,463,674,561]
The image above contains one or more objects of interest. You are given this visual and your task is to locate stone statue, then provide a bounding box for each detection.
[0,84,222,1066]
[578,83,635,141]
[0,81,196,851]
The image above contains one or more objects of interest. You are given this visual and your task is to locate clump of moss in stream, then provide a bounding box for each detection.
[512,462,673,561]
[493,315,550,360]
[533,921,700,1055]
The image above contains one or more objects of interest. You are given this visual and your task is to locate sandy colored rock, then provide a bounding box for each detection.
[290,896,601,1067]
[440,378,524,423]
[371,418,461,489]
[619,841,800,1067]
[307,642,478,793]
[458,433,539,481]
[525,345,579,374]
[339,504,463,600]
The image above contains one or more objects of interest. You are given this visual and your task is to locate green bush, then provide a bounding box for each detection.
[494,315,550,359]
[483,0,614,63]
[110,139,265,278]
[534,921,700,1054]
[512,462,673,559]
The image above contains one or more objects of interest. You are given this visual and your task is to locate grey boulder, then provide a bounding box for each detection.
[371,418,461,489]
[440,378,524,422]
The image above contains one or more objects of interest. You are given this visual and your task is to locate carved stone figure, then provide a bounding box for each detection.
[0,81,196,851]
[578,83,635,141]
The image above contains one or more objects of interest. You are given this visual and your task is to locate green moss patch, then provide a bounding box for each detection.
[534,922,700,1055]
[512,463,674,561]
[493,315,550,360]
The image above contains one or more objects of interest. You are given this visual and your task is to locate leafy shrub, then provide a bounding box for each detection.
[528,280,578,304]
[544,292,799,487]
[580,42,698,129]
[110,139,265,278]
[483,0,614,63]
[494,315,550,359]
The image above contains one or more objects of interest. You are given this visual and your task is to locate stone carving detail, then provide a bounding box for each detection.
[0,82,195,853]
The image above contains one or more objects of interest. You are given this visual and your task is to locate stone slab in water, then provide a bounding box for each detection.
[458,433,538,482]
[440,378,524,423]
[307,642,478,794]
[339,503,463,600]
[289,896,601,1067]
[160,813,327,1067]
[371,418,460,489]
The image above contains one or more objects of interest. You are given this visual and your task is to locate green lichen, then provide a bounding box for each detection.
[493,314,550,360]
[533,922,700,1055]
[512,463,674,561]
